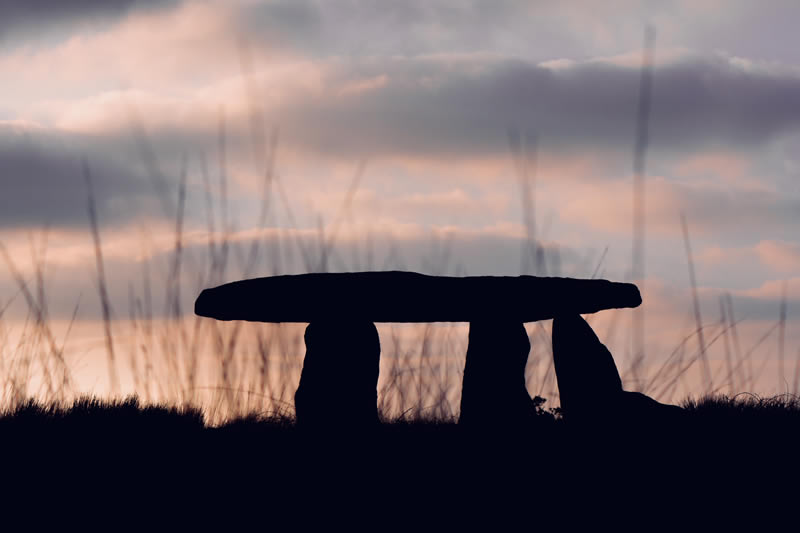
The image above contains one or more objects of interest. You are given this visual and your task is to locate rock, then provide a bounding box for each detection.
[459,321,537,427]
[194,271,642,323]
[552,315,682,424]
[294,321,380,428]
[619,390,684,422]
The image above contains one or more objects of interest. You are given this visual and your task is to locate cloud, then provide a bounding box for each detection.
[554,174,799,240]
[0,0,178,46]
[237,0,545,58]
[0,1,239,109]
[0,121,163,228]
[699,241,800,275]
[5,0,800,164]
[673,151,749,182]
[696,245,753,269]
[718,277,800,325]
[755,241,800,273]
[33,50,800,162]
[236,0,800,65]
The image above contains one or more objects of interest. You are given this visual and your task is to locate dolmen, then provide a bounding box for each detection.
[194,271,679,428]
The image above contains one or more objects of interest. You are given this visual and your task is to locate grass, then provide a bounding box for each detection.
[5,390,796,435]
[2,393,798,492]
[3,391,798,447]
[682,392,800,433]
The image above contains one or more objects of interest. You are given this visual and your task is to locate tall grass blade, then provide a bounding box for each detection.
[83,159,119,394]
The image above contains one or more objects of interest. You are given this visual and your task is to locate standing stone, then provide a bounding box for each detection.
[459,321,537,427]
[552,315,682,424]
[294,321,380,428]
[552,315,622,422]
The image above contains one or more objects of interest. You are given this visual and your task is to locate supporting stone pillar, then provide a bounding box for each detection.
[552,315,682,424]
[294,320,381,428]
[459,321,536,426]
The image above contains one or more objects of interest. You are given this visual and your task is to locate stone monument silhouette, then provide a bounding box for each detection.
[195,271,679,427]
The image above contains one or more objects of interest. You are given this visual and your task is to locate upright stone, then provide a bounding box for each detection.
[460,321,537,427]
[294,320,380,428]
[552,315,682,424]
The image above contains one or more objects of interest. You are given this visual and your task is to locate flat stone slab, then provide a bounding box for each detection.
[194,271,640,323]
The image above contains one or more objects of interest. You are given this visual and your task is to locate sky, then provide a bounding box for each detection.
[1,0,799,407]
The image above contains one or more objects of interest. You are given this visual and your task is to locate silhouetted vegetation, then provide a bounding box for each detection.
[3,393,797,467]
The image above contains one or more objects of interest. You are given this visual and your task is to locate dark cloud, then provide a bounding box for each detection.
[52,51,800,216]
[258,53,800,159]
[239,1,800,66]
[239,0,541,58]
[0,124,165,228]
[0,0,178,46]
[113,52,800,162]
[692,287,800,325]
[678,187,800,244]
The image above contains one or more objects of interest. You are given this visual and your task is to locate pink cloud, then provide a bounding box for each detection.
[737,277,800,301]
[695,245,753,268]
[674,151,749,181]
[755,240,800,273]
[695,241,800,275]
